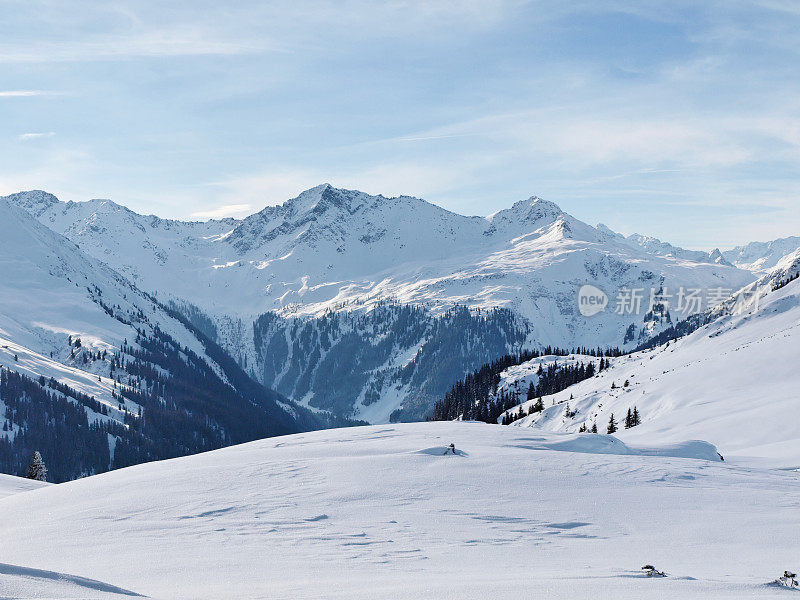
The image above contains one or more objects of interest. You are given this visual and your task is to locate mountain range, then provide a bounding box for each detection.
[3,185,777,421]
[0,184,797,479]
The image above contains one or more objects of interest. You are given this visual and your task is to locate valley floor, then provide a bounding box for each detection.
[0,422,798,599]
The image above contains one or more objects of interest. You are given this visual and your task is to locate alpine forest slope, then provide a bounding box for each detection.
[3,186,758,423]
[0,423,797,599]
[493,249,800,467]
[0,198,339,482]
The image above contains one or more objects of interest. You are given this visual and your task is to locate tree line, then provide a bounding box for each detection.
[431,347,621,424]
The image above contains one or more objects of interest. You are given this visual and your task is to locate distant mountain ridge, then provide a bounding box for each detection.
[596,224,733,266]
[722,236,800,271]
[2,185,779,422]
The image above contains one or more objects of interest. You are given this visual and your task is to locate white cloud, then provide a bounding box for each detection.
[0,90,58,97]
[189,204,253,220]
[17,132,55,141]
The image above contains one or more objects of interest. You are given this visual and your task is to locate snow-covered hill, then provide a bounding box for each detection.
[0,198,326,481]
[0,422,797,599]
[0,472,48,500]
[498,252,800,466]
[2,186,759,421]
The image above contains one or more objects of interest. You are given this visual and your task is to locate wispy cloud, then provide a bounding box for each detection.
[17,132,55,141]
[189,204,253,220]
[0,90,59,97]
[2,1,800,249]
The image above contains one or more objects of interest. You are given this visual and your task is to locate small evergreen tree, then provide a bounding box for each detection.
[26,451,47,481]
[633,406,641,426]
[590,422,598,433]
[607,414,618,434]
[624,408,634,428]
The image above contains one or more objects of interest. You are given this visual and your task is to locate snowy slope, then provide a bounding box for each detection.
[0,422,797,599]
[0,196,219,380]
[0,473,48,500]
[0,197,323,480]
[2,186,758,422]
[499,254,800,466]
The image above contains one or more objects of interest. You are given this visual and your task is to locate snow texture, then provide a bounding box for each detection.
[0,422,796,599]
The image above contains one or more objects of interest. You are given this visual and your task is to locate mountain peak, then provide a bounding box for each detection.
[487,195,564,225]
[520,195,563,215]
[2,190,60,218]
[709,248,732,266]
[276,184,372,218]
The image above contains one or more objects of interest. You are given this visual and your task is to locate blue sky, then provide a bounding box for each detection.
[1,1,799,249]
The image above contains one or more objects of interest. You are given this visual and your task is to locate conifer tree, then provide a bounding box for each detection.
[633,406,641,426]
[625,408,634,428]
[26,451,47,482]
[607,414,618,434]
[591,422,598,433]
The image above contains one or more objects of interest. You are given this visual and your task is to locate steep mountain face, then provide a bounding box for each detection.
[0,199,328,481]
[3,186,758,422]
[497,251,800,465]
[253,304,528,423]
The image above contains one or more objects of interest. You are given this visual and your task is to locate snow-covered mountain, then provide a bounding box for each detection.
[598,225,733,266]
[3,185,760,422]
[0,422,797,599]
[497,250,800,466]
[721,236,800,271]
[0,197,331,481]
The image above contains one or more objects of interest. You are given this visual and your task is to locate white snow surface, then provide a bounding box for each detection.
[0,422,797,599]
[0,472,48,499]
